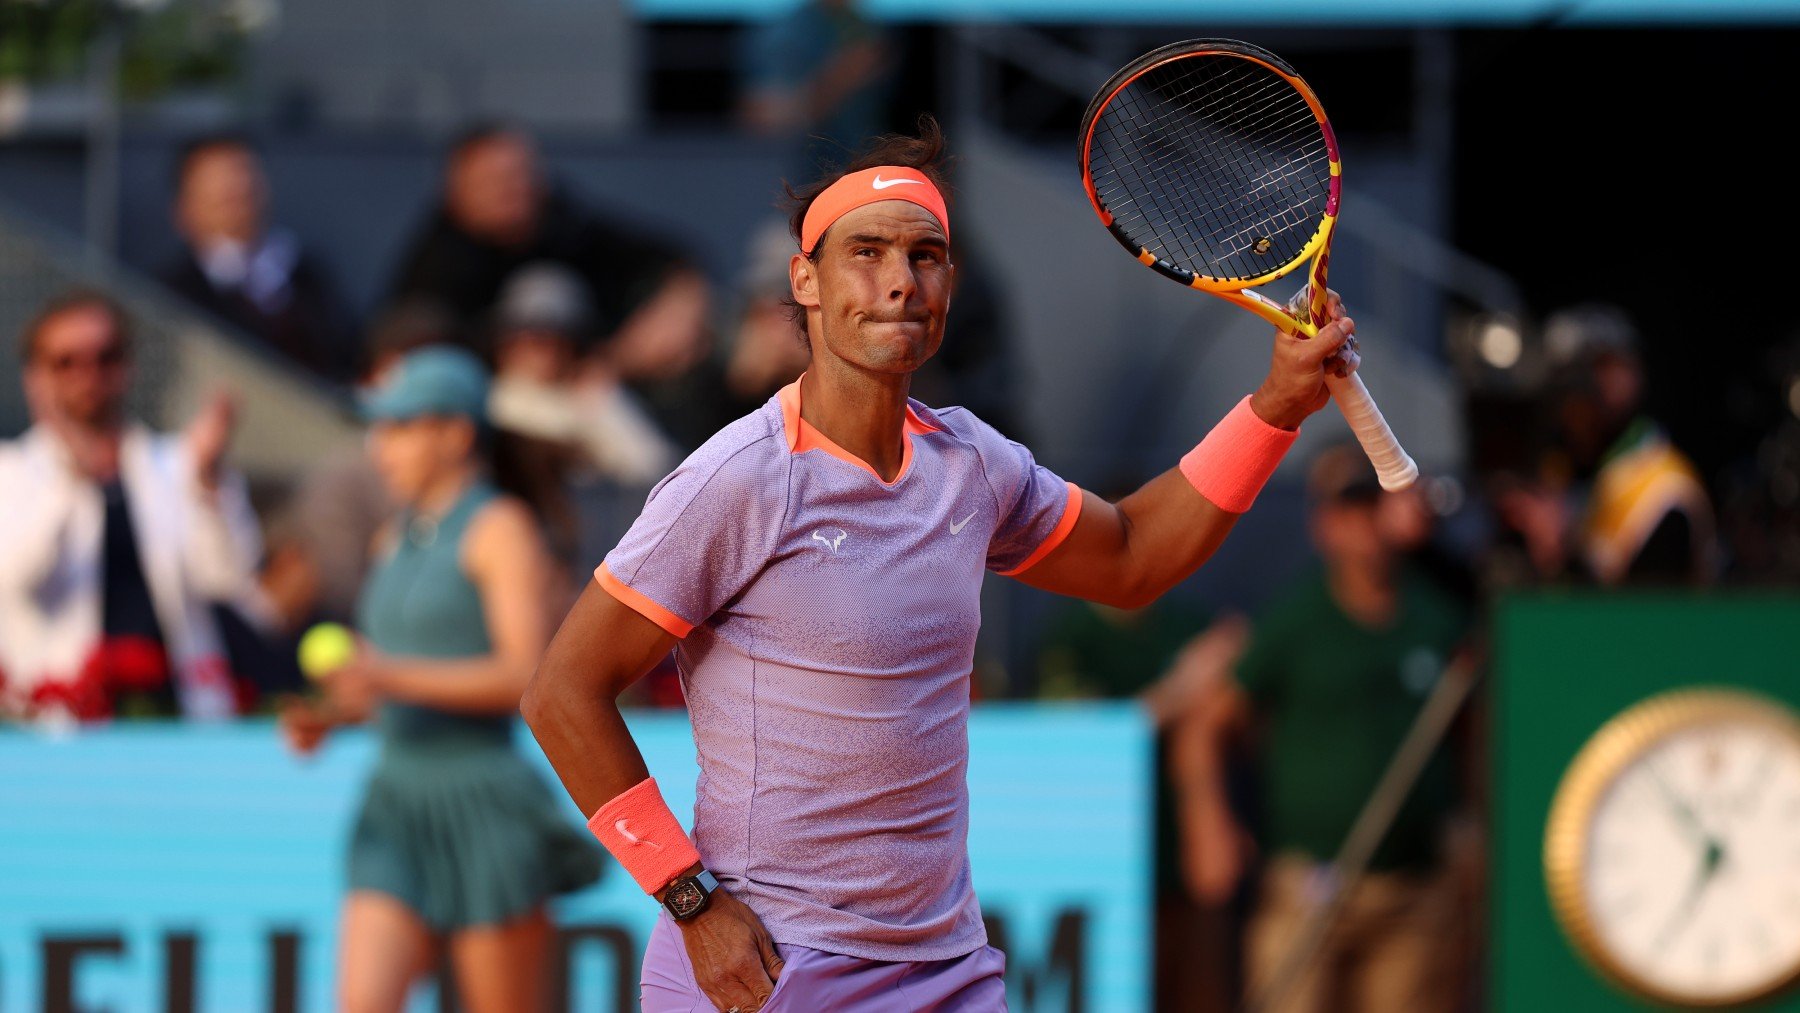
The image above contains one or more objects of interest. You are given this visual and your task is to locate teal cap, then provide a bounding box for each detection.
[360,346,490,423]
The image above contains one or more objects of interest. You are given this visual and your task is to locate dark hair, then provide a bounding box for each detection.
[780,116,955,343]
[18,289,132,363]
[172,132,256,195]
[784,116,953,258]
[363,297,462,381]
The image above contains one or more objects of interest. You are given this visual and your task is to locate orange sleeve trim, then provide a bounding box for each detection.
[999,481,1085,577]
[594,563,694,638]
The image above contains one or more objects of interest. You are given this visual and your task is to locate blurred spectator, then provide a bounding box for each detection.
[1172,444,1471,1012]
[489,262,680,487]
[386,124,709,364]
[1717,334,1800,581]
[161,135,359,384]
[487,262,682,563]
[268,300,455,630]
[1494,305,1716,585]
[604,269,730,452]
[739,0,895,170]
[721,219,818,404]
[605,218,811,455]
[0,292,261,722]
[278,346,601,1009]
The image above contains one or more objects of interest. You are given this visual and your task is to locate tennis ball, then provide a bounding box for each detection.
[297,623,357,682]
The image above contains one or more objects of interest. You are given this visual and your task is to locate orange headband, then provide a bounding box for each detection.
[799,166,950,256]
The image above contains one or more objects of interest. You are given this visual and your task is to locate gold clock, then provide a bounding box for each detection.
[1546,688,1800,1007]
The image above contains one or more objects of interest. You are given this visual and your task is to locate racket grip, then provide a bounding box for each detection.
[1324,372,1418,491]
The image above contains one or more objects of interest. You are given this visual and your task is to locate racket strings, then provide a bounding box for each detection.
[1112,117,1324,274]
[1096,72,1307,228]
[1111,65,1324,273]
[1097,123,1237,264]
[1106,61,1326,261]
[1087,53,1333,282]
[1093,62,1296,205]
[1104,71,1300,187]
[1098,119,1326,259]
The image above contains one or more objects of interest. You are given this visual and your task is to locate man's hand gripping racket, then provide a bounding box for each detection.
[1079,38,1418,490]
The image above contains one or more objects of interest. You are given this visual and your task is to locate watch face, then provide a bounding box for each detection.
[665,878,707,920]
[1547,690,1800,1006]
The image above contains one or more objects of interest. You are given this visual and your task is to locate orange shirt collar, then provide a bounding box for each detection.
[776,374,938,485]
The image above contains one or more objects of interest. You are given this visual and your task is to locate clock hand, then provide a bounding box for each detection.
[1647,761,1711,846]
[1654,837,1725,953]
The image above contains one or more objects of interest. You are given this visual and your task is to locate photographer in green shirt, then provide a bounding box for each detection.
[1172,443,1472,1013]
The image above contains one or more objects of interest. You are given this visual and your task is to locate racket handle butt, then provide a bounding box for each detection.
[1325,371,1419,492]
[1377,455,1419,493]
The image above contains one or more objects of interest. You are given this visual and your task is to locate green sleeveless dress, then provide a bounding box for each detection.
[347,482,601,929]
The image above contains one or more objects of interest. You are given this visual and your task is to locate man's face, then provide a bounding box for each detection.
[176,145,266,245]
[790,201,952,376]
[447,134,542,246]
[27,306,131,428]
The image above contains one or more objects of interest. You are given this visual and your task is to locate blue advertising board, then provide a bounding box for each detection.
[0,704,1149,1011]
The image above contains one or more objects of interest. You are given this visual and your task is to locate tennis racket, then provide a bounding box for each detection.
[1079,38,1418,491]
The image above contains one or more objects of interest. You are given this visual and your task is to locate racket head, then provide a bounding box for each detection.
[1079,39,1341,301]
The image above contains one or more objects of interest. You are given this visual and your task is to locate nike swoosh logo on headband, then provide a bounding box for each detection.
[872,175,924,189]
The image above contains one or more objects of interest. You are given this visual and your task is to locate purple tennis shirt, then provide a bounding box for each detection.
[597,377,1081,961]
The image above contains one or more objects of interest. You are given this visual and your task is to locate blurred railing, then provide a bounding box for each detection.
[0,200,359,483]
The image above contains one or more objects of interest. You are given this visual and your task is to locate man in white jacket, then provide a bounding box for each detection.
[0,291,261,722]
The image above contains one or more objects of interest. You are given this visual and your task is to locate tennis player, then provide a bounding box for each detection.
[522,119,1357,1012]
[282,347,602,1012]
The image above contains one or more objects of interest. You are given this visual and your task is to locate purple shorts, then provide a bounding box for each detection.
[641,913,1008,1012]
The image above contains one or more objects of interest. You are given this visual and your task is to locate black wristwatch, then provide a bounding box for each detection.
[662,869,720,922]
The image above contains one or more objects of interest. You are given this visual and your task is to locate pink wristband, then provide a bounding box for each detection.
[587,777,703,894]
[1179,396,1300,513]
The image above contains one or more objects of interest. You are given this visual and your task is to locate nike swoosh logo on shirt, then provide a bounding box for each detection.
[950,511,978,535]
[872,175,924,190]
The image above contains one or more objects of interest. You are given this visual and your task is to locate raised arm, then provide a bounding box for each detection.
[1015,304,1356,607]
[178,394,262,600]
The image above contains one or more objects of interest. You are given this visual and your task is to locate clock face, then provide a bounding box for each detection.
[1547,690,1800,1007]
